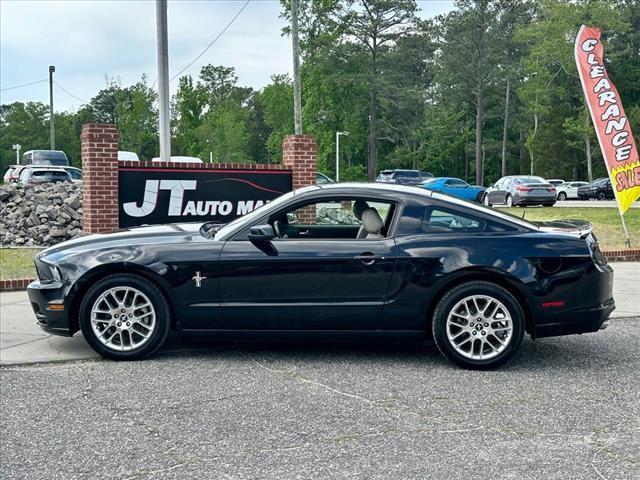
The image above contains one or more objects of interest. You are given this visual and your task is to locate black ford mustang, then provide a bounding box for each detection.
[28,183,615,369]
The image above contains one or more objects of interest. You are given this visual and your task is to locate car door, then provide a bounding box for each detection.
[217,197,397,331]
[489,179,506,204]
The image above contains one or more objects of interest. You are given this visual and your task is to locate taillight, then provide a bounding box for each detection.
[516,186,532,192]
[547,187,556,193]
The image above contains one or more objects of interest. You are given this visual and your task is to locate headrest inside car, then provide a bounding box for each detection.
[361,208,383,234]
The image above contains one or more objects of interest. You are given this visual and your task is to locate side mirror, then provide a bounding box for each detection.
[248,224,274,243]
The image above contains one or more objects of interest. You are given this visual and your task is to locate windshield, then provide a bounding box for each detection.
[395,170,419,178]
[515,176,545,184]
[213,191,296,241]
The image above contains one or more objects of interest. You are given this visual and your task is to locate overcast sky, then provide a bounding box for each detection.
[0,0,454,111]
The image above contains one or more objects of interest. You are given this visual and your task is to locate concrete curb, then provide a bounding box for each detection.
[0,278,35,292]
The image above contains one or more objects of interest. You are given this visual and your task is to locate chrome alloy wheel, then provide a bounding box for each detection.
[90,286,156,351]
[446,295,513,360]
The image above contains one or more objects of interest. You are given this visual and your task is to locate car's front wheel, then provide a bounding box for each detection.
[484,194,492,207]
[79,274,170,360]
[597,191,606,200]
[432,281,525,369]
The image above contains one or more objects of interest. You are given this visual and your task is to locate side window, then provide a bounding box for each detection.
[269,198,394,240]
[424,208,485,232]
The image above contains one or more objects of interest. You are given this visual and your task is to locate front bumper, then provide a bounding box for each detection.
[27,280,72,337]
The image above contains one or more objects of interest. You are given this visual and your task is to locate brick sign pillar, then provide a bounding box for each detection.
[81,124,119,234]
[282,134,317,189]
[282,135,317,222]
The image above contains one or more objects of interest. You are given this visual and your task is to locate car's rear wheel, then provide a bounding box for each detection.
[506,194,513,207]
[558,192,567,201]
[476,192,485,203]
[79,274,170,360]
[432,281,525,369]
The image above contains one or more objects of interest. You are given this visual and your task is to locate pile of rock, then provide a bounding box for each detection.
[0,182,83,247]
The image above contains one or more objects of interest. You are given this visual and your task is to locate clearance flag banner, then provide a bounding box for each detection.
[575,25,640,215]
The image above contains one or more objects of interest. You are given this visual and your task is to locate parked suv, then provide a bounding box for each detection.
[18,166,71,185]
[376,169,423,184]
[484,175,557,207]
[22,150,70,166]
[577,178,614,200]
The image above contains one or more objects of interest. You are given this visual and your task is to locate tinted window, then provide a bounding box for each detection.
[67,169,82,180]
[31,151,69,166]
[514,176,545,184]
[445,179,466,186]
[50,172,69,181]
[420,206,511,233]
[394,171,419,178]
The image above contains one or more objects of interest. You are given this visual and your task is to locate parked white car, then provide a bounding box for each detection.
[556,181,588,200]
[151,156,203,164]
[118,151,140,162]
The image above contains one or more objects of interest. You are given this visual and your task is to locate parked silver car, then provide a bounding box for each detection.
[484,175,557,207]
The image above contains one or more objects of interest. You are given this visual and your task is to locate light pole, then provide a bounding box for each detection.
[335,131,349,182]
[12,144,21,164]
[48,65,55,150]
[156,0,171,162]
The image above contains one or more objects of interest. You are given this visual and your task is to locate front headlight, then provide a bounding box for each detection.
[35,258,62,283]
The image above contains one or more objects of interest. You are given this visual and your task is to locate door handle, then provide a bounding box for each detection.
[299,229,310,236]
[354,254,384,265]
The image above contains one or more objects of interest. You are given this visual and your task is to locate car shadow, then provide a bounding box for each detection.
[155,331,631,372]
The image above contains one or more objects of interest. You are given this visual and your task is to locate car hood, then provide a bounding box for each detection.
[40,223,207,257]
[533,219,593,238]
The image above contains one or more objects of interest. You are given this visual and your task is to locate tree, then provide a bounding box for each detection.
[438,0,502,186]
[338,0,418,181]
[259,74,294,162]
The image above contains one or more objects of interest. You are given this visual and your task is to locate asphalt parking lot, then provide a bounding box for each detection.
[1,319,639,480]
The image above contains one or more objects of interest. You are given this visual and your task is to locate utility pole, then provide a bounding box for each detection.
[48,65,55,150]
[291,0,302,134]
[156,0,171,162]
[335,131,348,182]
[12,144,21,164]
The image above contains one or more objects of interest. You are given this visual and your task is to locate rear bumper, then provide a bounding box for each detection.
[532,262,615,338]
[27,280,72,337]
[514,195,556,205]
[534,298,615,338]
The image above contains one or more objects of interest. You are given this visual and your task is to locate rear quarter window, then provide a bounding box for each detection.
[396,203,515,235]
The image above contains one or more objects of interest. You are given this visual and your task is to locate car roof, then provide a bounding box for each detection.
[304,182,536,230]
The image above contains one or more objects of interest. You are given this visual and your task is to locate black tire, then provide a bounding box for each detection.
[484,194,492,207]
[79,273,171,360]
[597,191,606,200]
[431,281,525,370]
[558,192,567,201]
[505,194,513,207]
[476,191,485,203]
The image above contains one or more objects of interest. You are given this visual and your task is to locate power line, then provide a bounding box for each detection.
[54,81,92,106]
[0,78,47,92]
[168,0,251,83]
